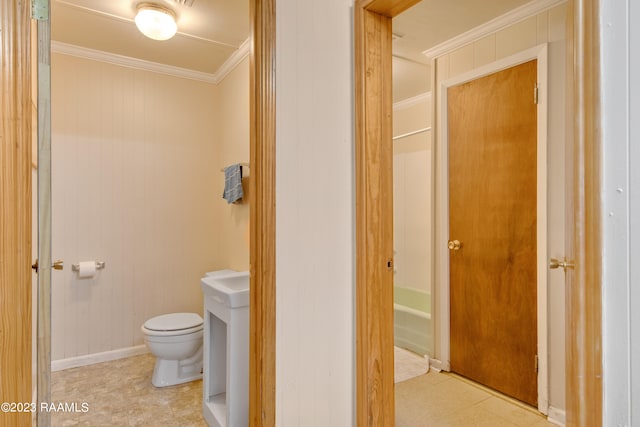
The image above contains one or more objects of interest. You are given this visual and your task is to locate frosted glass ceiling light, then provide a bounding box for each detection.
[135,4,177,41]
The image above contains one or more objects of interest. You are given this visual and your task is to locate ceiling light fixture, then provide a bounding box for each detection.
[135,3,177,41]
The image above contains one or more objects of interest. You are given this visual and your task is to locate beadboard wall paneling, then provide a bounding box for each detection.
[437,4,568,79]
[393,147,431,295]
[275,0,355,425]
[601,1,639,424]
[213,56,250,272]
[50,53,219,361]
[393,96,432,297]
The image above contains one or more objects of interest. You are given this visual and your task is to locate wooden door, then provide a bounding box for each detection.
[448,60,538,406]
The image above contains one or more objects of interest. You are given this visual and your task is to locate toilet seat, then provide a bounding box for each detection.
[143,313,203,337]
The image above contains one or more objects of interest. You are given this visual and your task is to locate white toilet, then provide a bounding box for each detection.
[141,312,204,387]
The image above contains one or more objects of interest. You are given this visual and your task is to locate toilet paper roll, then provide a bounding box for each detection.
[78,261,96,278]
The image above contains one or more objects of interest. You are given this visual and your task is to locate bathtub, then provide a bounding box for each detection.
[394,286,432,356]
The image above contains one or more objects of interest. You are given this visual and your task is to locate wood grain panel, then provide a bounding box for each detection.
[566,0,603,425]
[249,0,276,425]
[354,2,420,425]
[360,0,421,18]
[0,0,33,425]
[355,7,395,427]
[448,60,538,406]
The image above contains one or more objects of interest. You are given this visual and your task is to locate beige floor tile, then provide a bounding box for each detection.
[439,405,519,426]
[396,372,557,427]
[397,373,491,423]
[51,354,205,426]
[53,353,559,427]
[478,396,549,426]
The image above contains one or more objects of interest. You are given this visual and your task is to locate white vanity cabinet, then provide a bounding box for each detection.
[200,271,250,427]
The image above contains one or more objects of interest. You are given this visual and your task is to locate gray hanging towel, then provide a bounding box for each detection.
[222,164,244,204]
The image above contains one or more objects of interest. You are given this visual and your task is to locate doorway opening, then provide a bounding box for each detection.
[30,1,272,424]
[385,1,565,424]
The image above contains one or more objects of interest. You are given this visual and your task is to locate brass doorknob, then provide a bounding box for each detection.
[32,259,64,272]
[448,240,462,250]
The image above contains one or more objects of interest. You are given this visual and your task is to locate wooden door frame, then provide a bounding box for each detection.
[249,0,276,425]
[354,1,420,426]
[354,0,603,426]
[435,46,549,412]
[0,1,33,426]
[565,0,602,424]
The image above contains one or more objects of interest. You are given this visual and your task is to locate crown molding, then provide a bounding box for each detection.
[51,41,217,83]
[393,92,432,111]
[212,38,250,83]
[422,0,567,59]
[51,38,251,84]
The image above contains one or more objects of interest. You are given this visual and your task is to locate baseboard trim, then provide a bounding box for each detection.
[51,345,149,372]
[428,357,444,372]
[547,406,566,426]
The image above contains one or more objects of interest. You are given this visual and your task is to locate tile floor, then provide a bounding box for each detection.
[51,353,206,426]
[51,351,558,426]
[395,369,558,427]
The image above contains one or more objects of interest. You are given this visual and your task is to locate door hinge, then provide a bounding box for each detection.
[534,83,539,105]
[32,0,49,21]
[535,355,539,373]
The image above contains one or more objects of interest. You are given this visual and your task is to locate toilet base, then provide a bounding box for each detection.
[151,344,203,388]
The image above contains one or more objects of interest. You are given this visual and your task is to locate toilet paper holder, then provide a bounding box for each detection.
[71,261,106,272]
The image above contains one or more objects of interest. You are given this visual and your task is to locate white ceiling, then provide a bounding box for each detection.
[52,0,534,98]
[52,0,249,75]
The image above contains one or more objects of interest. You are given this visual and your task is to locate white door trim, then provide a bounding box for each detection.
[434,44,549,413]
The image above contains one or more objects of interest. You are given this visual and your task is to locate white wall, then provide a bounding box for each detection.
[628,1,640,426]
[432,3,568,414]
[50,54,219,361]
[393,95,432,296]
[392,57,430,103]
[275,0,355,425]
[210,56,250,272]
[630,3,640,423]
[601,1,638,425]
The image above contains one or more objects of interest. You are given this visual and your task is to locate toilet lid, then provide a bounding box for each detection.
[144,313,203,332]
